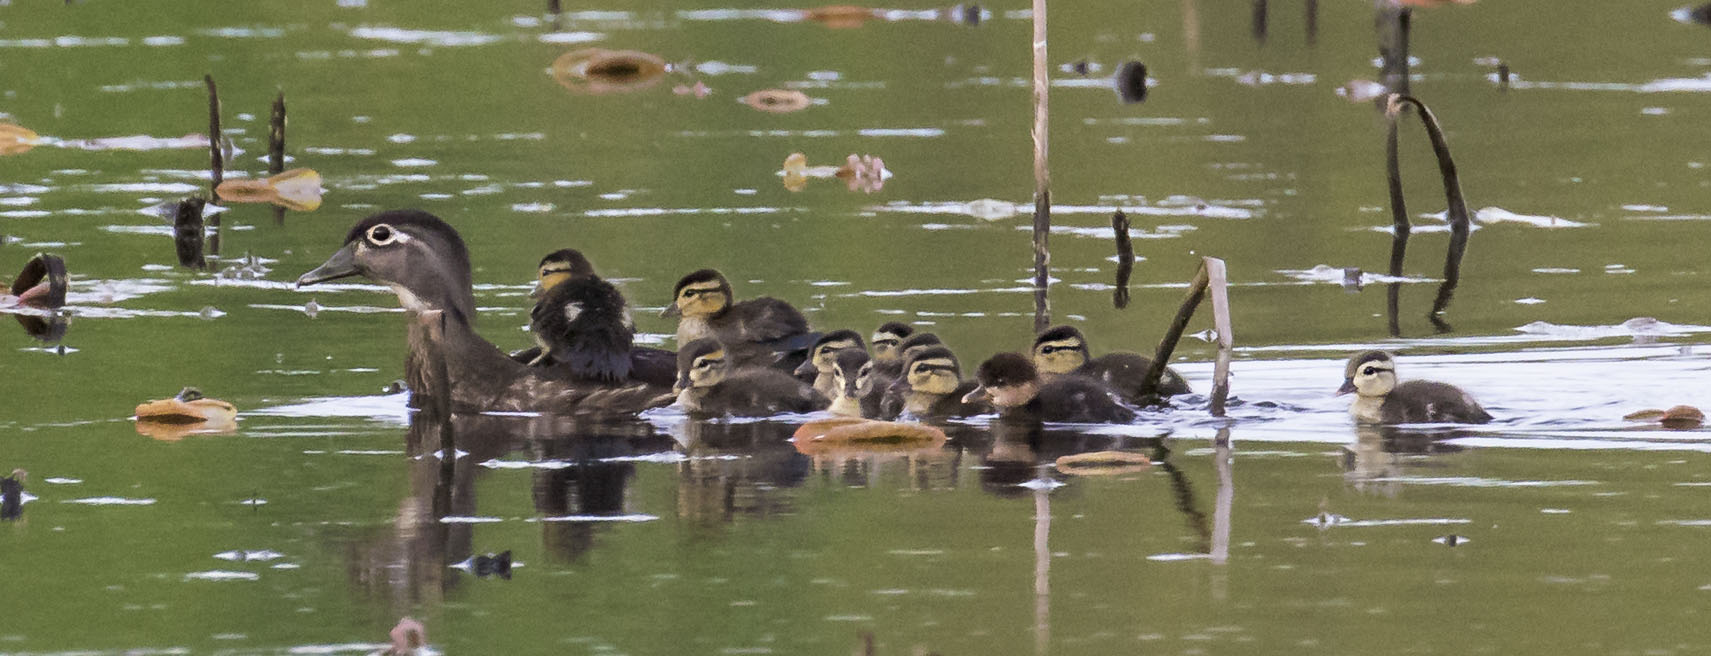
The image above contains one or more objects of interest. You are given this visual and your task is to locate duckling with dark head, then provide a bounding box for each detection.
[1339,351,1492,424]
[826,348,873,417]
[663,269,814,369]
[792,329,865,397]
[1032,325,1190,403]
[675,337,828,417]
[523,248,676,387]
[965,352,1137,424]
[296,210,672,415]
[886,345,985,419]
[870,322,914,363]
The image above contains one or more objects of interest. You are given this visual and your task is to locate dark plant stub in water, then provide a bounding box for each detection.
[1114,60,1148,104]
[473,550,513,579]
[173,197,206,269]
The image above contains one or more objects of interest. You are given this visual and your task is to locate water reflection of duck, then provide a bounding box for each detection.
[886,345,985,419]
[523,249,676,387]
[793,329,865,397]
[674,338,828,416]
[1031,325,1190,402]
[662,268,815,370]
[296,210,672,415]
[1338,350,1492,424]
[965,352,1137,423]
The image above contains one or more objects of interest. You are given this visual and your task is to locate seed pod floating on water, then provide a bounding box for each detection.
[214,168,324,212]
[0,123,41,156]
[741,88,813,113]
[1114,60,1148,104]
[550,48,668,94]
[1054,450,1153,476]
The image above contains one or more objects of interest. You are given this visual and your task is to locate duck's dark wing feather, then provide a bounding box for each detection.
[628,346,678,388]
[1081,352,1191,403]
[1037,376,1138,424]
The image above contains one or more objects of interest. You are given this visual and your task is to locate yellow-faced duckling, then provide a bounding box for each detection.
[964,352,1137,424]
[297,210,672,415]
[870,321,914,363]
[675,338,828,417]
[1032,325,1190,402]
[885,345,986,419]
[1338,350,1492,424]
[663,268,814,368]
[826,348,873,417]
[792,329,865,397]
[525,249,676,387]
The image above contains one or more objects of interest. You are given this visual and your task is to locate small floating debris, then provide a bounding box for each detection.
[802,5,880,28]
[472,550,513,579]
[1304,512,1350,528]
[781,152,889,193]
[2,469,25,521]
[1433,534,1471,546]
[0,123,41,155]
[793,417,947,454]
[672,81,712,98]
[1671,3,1711,26]
[1113,60,1148,104]
[740,88,813,113]
[214,549,285,562]
[390,618,428,655]
[1335,79,1389,103]
[135,387,238,439]
[1625,405,1705,429]
[214,168,324,211]
[965,198,1017,220]
[5,253,68,309]
[550,48,669,94]
[1053,450,1152,476]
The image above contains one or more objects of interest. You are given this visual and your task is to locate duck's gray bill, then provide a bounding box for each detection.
[296,242,361,288]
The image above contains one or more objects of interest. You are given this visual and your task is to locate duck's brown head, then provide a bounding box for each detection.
[296,210,476,320]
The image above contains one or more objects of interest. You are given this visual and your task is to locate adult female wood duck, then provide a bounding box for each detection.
[964,352,1137,424]
[1339,350,1493,424]
[521,249,676,387]
[884,345,986,419]
[1031,325,1191,403]
[662,268,816,370]
[673,337,828,417]
[296,210,673,415]
[791,329,865,398]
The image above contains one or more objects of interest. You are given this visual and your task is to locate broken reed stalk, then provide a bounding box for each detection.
[1111,211,1134,309]
[1141,256,1233,414]
[269,92,287,224]
[1204,257,1233,417]
[1376,5,1411,96]
[1384,93,1471,321]
[1305,0,1319,45]
[204,75,223,204]
[1251,0,1268,44]
[1210,427,1232,564]
[1030,0,1051,333]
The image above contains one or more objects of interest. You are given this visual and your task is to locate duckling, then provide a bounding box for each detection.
[791,329,865,397]
[964,352,1137,424]
[1031,325,1191,402]
[876,331,945,380]
[675,338,828,417]
[523,249,676,387]
[296,210,673,415]
[885,346,985,419]
[869,322,914,363]
[662,269,814,370]
[527,274,635,383]
[1338,350,1492,424]
[826,348,873,417]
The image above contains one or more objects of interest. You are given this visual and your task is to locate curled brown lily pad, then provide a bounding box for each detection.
[551,48,668,95]
[1054,450,1153,476]
[0,123,40,156]
[792,417,947,455]
[1625,405,1704,429]
[215,168,324,212]
[740,88,813,113]
[136,387,237,432]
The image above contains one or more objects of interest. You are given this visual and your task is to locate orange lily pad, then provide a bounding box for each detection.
[1054,450,1153,476]
[793,417,947,455]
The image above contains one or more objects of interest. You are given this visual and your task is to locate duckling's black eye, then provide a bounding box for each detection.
[366,224,402,246]
[1363,366,1377,376]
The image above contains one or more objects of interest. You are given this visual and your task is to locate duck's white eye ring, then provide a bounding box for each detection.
[366,223,408,246]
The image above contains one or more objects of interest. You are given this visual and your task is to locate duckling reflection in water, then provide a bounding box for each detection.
[1338,350,1492,424]
[793,329,865,397]
[663,269,814,369]
[675,338,828,417]
[296,210,671,415]
[1032,325,1190,403]
[965,352,1137,424]
[886,345,986,419]
[525,249,676,387]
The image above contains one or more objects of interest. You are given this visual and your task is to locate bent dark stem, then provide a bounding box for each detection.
[1384,117,1409,337]
[1141,265,1209,399]
[270,91,287,224]
[1387,94,1471,321]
